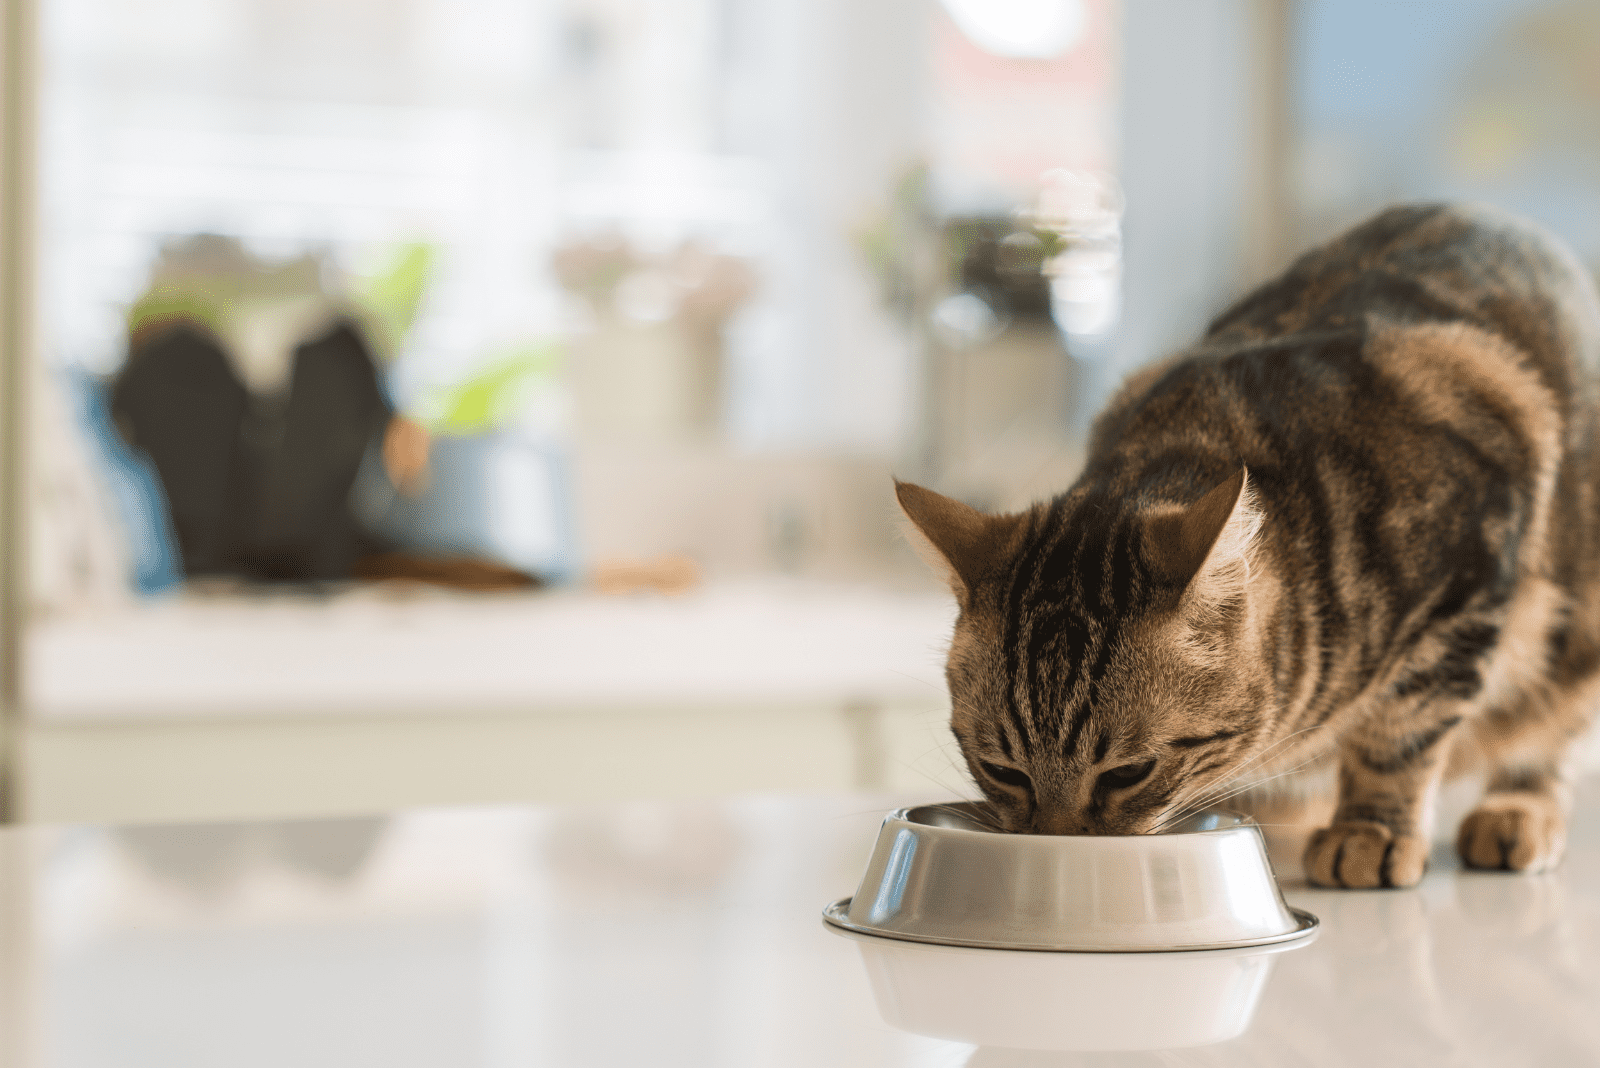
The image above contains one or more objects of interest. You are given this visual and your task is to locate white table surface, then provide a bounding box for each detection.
[2,783,1598,1067]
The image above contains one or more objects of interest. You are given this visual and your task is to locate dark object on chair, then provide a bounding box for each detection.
[111,321,391,582]
[110,325,253,575]
[244,323,392,579]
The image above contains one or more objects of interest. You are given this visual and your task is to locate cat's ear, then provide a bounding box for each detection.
[895,480,1020,596]
[1145,467,1261,608]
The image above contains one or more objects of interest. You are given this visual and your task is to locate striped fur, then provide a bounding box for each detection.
[899,203,1600,887]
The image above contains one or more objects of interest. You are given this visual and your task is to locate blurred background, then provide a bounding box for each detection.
[1,0,1598,824]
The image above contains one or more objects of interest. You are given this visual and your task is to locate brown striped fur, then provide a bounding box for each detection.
[898,203,1600,888]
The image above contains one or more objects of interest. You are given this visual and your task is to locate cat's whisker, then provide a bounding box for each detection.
[1152,773,1279,834]
[1150,723,1330,830]
[886,669,950,694]
[1187,722,1327,798]
[1152,756,1305,832]
[1148,749,1330,833]
[1175,752,1328,820]
[923,801,1008,833]
[1185,738,1332,817]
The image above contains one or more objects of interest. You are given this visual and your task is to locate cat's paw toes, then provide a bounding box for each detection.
[1456,795,1566,872]
[1304,820,1428,888]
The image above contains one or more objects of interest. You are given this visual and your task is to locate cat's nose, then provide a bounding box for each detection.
[1031,809,1087,836]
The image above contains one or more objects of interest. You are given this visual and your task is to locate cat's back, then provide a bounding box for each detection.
[1084,203,1600,604]
[1206,202,1600,391]
[1092,205,1600,466]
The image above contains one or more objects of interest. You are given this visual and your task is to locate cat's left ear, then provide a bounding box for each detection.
[895,480,1022,599]
[1145,467,1261,609]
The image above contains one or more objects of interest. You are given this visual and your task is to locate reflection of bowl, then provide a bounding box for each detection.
[836,929,1306,1051]
[824,803,1315,952]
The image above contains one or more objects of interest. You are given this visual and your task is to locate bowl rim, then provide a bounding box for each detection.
[891,802,1259,840]
[821,897,1320,953]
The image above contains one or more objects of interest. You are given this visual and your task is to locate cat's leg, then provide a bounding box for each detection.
[1456,686,1588,872]
[1456,762,1570,872]
[1304,702,1466,889]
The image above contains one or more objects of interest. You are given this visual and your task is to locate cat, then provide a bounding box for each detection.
[897,203,1600,889]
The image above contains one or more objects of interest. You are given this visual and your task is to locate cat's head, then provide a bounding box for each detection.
[897,469,1273,835]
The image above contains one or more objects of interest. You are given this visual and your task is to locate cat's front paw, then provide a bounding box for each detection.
[1304,820,1428,888]
[1457,794,1566,872]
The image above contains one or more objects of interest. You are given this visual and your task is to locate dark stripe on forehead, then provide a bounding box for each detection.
[1024,613,1067,737]
[1031,510,1105,738]
[1001,502,1065,751]
[1060,630,1117,759]
[1058,518,1147,759]
[1023,517,1097,736]
[1024,502,1088,738]
[1008,492,1160,762]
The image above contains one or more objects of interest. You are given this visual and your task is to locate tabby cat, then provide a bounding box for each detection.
[898,203,1600,888]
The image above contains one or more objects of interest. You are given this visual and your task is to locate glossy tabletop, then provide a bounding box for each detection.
[1,782,1597,1067]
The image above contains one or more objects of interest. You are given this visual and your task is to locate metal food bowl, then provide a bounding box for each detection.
[823,802,1317,952]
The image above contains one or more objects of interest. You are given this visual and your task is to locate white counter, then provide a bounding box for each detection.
[3,784,1599,1066]
[27,579,958,719]
[18,581,968,823]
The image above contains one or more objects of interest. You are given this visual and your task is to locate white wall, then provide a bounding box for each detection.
[725,0,929,454]
[1112,0,1286,380]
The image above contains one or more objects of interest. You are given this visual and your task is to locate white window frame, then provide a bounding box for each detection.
[0,0,39,823]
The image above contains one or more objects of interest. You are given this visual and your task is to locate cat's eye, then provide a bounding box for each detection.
[980,761,1033,791]
[1098,759,1156,791]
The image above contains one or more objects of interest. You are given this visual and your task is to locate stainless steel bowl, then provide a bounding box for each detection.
[823,802,1317,952]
